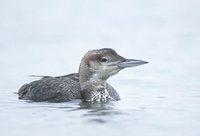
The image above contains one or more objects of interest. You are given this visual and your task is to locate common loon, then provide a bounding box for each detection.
[18,48,148,102]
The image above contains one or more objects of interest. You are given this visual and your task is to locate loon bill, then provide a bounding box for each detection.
[18,48,148,103]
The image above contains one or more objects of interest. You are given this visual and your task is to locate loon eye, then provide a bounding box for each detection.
[100,57,108,62]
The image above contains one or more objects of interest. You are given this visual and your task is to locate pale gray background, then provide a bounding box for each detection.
[0,0,200,136]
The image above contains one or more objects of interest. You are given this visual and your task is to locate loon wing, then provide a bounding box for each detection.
[18,74,81,102]
[29,75,51,78]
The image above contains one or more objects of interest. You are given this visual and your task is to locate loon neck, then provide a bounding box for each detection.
[79,73,111,102]
[80,77,106,92]
[80,83,111,102]
[79,59,107,91]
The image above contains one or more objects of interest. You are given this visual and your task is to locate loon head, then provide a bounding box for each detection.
[79,48,148,102]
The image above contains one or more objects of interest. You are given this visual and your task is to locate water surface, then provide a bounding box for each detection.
[0,0,200,136]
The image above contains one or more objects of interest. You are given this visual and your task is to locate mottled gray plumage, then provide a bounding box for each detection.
[18,48,147,103]
[18,73,120,102]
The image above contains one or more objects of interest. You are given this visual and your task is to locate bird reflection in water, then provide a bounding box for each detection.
[77,102,125,124]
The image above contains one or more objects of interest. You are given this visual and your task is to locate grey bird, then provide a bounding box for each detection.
[18,48,148,102]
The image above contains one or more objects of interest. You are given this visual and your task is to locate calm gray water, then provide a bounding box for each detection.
[0,0,200,136]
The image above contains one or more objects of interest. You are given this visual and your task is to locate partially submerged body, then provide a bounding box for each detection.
[18,48,147,103]
[18,73,120,102]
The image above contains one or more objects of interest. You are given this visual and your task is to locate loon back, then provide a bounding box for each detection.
[18,73,120,102]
